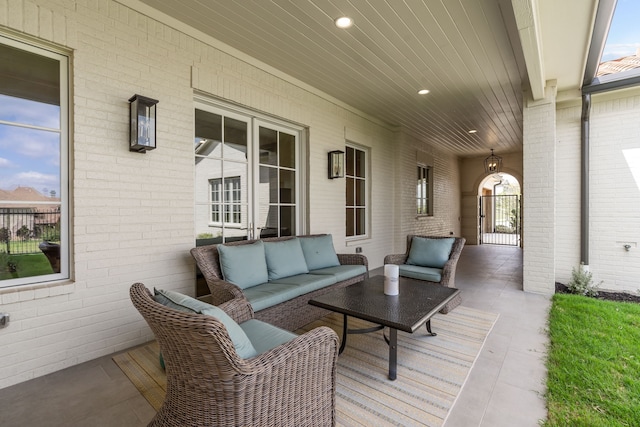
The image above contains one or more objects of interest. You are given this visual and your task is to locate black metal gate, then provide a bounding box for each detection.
[479,195,520,246]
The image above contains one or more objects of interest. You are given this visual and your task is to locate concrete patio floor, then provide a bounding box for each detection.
[0,244,550,426]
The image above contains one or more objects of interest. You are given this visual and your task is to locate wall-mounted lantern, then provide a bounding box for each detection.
[129,94,158,153]
[328,150,345,179]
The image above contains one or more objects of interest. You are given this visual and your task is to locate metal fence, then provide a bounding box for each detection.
[480,195,521,246]
[0,207,61,254]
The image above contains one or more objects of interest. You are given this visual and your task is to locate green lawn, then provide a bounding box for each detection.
[545,294,640,426]
[0,253,54,280]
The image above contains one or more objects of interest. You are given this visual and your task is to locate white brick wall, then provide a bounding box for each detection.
[522,83,557,295]
[0,0,462,389]
[554,88,640,293]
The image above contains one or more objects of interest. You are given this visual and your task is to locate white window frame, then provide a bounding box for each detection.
[0,34,69,289]
[417,164,433,216]
[345,143,369,240]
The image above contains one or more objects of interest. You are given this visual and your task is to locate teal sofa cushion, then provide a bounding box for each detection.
[309,264,367,282]
[270,273,336,295]
[154,289,257,359]
[243,282,308,311]
[264,238,309,280]
[299,235,341,270]
[398,265,443,282]
[406,237,455,269]
[244,273,336,311]
[240,319,297,355]
[218,241,269,289]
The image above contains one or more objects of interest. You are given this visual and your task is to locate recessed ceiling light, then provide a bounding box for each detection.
[335,16,354,29]
[418,89,430,95]
[468,129,477,134]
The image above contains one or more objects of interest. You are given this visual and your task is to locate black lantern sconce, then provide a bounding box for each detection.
[328,150,345,179]
[128,94,158,153]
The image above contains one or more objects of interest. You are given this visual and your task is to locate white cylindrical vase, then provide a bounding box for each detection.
[383,264,399,295]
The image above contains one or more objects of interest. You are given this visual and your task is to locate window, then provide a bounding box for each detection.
[417,164,433,216]
[345,145,367,238]
[209,177,241,224]
[194,98,303,244]
[0,36,69,288]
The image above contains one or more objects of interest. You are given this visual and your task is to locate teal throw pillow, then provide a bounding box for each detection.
[217,241,269,289]
[299,234,340,270]
[200,306,257,359]
[406,237,455,269]
[263,238,309,280]
[154,288,257,359]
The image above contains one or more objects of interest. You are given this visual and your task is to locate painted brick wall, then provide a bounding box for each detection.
[554,89,640,293]
[522,84,557,295]
[0,0,457,389]
[555,102,582,283]
[389,131,461,254]
[587,89,640,293]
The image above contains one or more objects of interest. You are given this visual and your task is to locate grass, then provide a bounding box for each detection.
[0,253,54,280]
[545,293,640,426]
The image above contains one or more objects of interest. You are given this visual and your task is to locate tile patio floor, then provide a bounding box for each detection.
[0,244,550,426]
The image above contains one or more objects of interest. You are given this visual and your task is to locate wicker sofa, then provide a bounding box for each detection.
[191,234,369,331]
[384,235,465,314]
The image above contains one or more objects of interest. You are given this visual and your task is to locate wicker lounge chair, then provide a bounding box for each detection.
[384,235,465,313]
[129,282,339,427]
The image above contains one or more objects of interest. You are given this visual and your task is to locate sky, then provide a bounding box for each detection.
[601,0,640,61]
[0,95,61,196]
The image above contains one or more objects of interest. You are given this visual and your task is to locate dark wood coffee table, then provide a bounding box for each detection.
[309,275,461,380]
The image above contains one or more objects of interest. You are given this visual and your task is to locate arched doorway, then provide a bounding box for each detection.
[479,173,521,246]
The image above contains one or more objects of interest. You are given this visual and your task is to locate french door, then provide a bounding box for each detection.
[194,99,302,245]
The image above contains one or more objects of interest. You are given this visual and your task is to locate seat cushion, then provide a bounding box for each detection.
[240,319,297,355]
[154,289,257,359]
[406,237,455,268]
[264,238,309,280]
[270,273,337,295]
[309,264,367,282]
[299,234,341,270]
[398,265,443,282]
[243,282,307,312]
[218,241,269,289]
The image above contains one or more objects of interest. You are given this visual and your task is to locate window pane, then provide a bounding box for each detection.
[260,166,278,204]
[355,208,366,235]
[259,127,277,166]
[355,149,365,178]
[280,206,295,236]
[279,131,295,168]
[224,117,247,160]
[346,177,355,205]
[280,169,295,204]
[345,147,355,176]
[355,179,365,206]
[346,208,355,236]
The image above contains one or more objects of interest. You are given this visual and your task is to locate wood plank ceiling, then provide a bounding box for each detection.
[138,0,534,157]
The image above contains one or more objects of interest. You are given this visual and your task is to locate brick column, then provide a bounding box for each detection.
[522,81,557,295]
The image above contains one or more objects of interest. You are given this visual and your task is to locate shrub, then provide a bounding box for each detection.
[567,263,600,297]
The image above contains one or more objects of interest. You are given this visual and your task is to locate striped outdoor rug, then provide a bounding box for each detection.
[114,305,498,426]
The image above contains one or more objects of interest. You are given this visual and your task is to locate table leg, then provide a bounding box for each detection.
[339,314,348,354]
[388,328,397,380]
[425,319,437,336]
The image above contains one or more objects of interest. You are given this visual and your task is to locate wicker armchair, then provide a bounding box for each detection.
[130,283,339,427]
[384,235,465,313]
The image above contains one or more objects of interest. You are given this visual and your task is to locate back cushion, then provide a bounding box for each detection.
[299,234,341,270]
[154,289,257,359]
[406,237,455,269]
[264,238,309,280]
[218,241,269,289]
